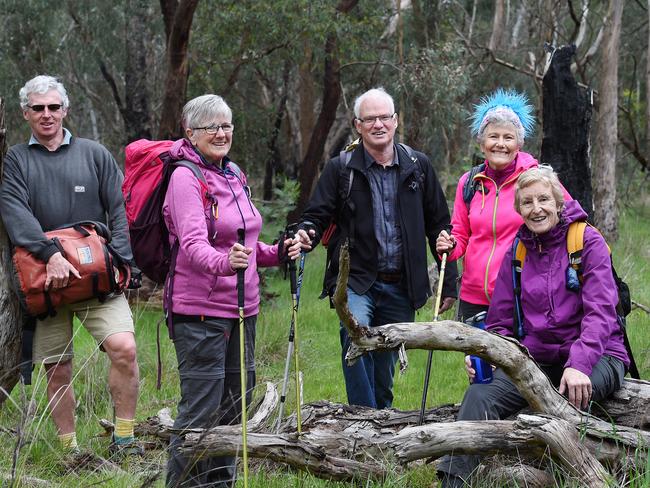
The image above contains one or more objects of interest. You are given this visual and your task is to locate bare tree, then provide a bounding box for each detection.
[592,0,623,242]
[157,0,200,140]
[0,98,23,407]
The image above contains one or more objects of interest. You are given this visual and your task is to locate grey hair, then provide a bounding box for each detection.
[514,164,565,213]
[182,94,232,131]
[477,107,524,147]
[353,87,395,118]
[19,75,69,110]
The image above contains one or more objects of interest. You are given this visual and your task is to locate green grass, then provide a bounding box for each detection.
[1,203,649,486]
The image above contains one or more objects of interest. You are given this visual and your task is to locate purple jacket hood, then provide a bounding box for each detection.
[486,200,629,376]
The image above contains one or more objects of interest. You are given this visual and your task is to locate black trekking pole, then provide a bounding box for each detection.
[418,252,447,425]
[276,227,305,433]
[236,229,249,488]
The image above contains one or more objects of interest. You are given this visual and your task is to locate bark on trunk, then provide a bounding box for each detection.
[286,0,359,224]
[592,0,623,242]
[124,0,153,142]
[541,44,594,217]
[488,0,506,52]
[0,98,23,407]
[157,0,199,140]
[646,0,650,156]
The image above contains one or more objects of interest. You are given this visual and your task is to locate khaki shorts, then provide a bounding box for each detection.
[33,294,134,365]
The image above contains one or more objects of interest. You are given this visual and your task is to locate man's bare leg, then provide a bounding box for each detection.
[44,360,76,437]
[102,331,139,421]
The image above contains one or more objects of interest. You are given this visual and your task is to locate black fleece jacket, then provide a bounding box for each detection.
[300,143,458,310]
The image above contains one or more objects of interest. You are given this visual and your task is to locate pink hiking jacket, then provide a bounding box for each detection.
[448,152,538,305]
[163,139,280,318]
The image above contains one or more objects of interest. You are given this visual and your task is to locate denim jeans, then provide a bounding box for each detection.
[340,281,415,409]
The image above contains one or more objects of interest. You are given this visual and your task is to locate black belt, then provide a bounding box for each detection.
[376,271,402,284]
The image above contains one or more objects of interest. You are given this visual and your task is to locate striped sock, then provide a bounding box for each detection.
[114,417,135,444]
[58,432,78,450]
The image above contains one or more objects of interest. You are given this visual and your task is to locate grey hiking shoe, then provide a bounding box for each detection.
[62,449,118,473]
[108,439,145,461]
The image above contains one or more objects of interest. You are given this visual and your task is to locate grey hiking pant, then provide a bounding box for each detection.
[166,315,256,488]
[437,355,625,483]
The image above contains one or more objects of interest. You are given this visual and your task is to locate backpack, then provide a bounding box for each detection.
[461,162,487,211]
[123,139,227,285]
[511,221,638,378]
[320,140,420,247]
[12,222,130,317]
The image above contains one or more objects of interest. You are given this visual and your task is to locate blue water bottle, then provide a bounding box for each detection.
[467,311,493,384]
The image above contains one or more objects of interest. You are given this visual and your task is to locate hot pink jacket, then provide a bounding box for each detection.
[163,139,280,318]
[448,152,538,305]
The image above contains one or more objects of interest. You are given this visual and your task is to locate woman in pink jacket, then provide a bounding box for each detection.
[163,94,298,487]
[436,90,538,321]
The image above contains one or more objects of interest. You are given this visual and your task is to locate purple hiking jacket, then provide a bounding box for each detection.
[163,139,281,318]
[486,200,629,376]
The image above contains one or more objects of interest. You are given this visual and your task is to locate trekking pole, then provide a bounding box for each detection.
[418,252,447,425]
[236,229,249,488]
[276,248,306,433]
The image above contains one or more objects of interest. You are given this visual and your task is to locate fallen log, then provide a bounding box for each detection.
[125,242,648,485]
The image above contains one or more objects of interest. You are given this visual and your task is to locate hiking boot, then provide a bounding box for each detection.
[62,449,118,473]
[108,439,145,461]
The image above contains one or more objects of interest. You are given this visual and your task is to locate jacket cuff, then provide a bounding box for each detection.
[36,242,61,263]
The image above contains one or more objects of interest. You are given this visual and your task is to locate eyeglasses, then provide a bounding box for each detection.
[27,104,63,112]
[357,113,396,126]
[193,124,234,134]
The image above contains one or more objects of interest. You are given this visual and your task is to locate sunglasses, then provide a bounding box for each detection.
[26,104,63,112]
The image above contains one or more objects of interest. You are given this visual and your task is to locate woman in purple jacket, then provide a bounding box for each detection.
[163,94,294,487]
[438,165,629,487]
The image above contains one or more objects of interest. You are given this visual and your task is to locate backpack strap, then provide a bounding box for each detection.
[462,163,486,211]
[511,236,526,339]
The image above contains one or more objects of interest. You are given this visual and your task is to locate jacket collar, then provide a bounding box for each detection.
[347,142,418,181]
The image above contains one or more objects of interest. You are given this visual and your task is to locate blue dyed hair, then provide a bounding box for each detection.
[470,89,535,144]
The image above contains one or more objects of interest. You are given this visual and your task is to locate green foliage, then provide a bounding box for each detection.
[254,176,300,242]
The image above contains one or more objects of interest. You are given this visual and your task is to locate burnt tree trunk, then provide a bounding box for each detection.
[0,98,23,406]
[540,44,594,218]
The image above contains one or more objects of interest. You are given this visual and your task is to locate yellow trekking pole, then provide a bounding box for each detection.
[236,229,248,488]
[418,252,447,425]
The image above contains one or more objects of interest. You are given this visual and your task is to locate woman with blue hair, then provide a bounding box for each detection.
[436,89,568,321]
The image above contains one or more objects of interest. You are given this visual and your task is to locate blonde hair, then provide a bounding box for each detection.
[514,165,565,213]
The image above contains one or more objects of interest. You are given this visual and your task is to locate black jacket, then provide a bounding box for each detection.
[300,143,458,310]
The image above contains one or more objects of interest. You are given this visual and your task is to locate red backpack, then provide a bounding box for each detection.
[123,139,213,284]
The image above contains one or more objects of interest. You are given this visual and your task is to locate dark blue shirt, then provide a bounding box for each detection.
[364,146,403,272]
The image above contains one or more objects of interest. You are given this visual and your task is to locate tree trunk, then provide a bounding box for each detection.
[646,0,650,155]
[286,0,359,224]
[0,98,23,407]
[541,44,594,217]
[488,0,506,52]
[592,0,623,242]
[157,0,199,140]
[124,0,153,142]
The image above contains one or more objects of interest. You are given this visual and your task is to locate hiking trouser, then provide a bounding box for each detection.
[457,300,488,323]
[166,315,256,488]
[340,281,414,409]
[437,355,625,483]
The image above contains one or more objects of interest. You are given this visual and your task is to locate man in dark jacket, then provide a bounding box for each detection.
[292,87,458,408]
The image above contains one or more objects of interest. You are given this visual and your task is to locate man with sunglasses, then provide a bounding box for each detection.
[0,75,141,460]
[290,87,458,409]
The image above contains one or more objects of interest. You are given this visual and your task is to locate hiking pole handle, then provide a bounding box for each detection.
[287,229,298,294]
[237,229,245,308]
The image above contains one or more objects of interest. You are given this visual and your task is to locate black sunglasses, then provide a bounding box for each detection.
[27,104,63,112]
